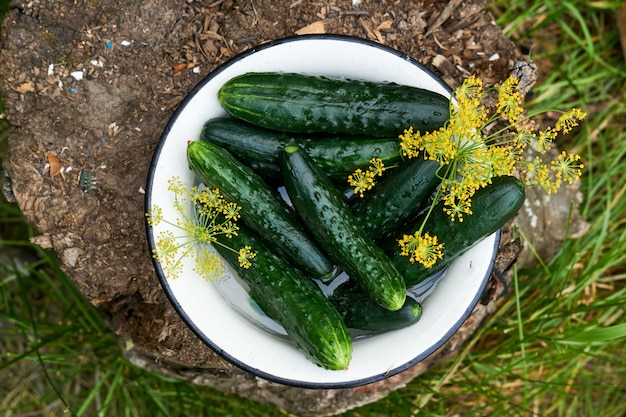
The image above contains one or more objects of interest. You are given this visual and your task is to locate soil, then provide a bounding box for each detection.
[0,0,587,415]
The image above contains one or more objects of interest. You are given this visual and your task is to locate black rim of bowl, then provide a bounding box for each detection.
[144,33,498,389]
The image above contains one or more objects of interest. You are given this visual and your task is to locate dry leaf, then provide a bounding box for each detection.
[48,153,62,177]
[219,47,234,59]
[173,63,187,74]
[14,81,35,94]
[373,20,393,44]
[295,21,325,35]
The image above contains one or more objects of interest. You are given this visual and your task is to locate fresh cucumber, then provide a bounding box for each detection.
[330,283,422,333]
[350,157,442,240]
[187,140,333,279]
[218,72,450,137]
[200,117,403,181]
[385,175,525,288]
[281,145,407,311]
[213,223,352,371]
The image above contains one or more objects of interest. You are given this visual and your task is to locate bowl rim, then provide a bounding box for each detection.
[145,34,498,389]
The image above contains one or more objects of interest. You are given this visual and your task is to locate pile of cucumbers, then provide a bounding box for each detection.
[186,72,526,371]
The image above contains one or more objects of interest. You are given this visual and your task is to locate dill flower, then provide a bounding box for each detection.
[395,74,585,268]
[555,108,586,134]
[368,157,387,178]
[347,158,386,197]
[238,246,256,269]
[347,168,374,197]
[551,151,584,185]
[146,176,254,281]
[398,232,444,268]
[496,76,523,124]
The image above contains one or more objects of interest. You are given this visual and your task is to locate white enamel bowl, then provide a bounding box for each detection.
[145,34,498,389]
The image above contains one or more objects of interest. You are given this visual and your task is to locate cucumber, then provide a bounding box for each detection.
[350,157,442,240]
[330,283,422,333]
[200,117,403,181]
[187,140,334,279]
[213,223,352,371]
[386,175,525,288]
[281,145,406,311]
[218,72,450,137]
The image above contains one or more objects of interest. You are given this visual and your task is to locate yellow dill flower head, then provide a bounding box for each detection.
[513,125,536,150]
[219,221,239,239]
[167,176,186,195]
[496,76,524,124]
[398,232,444,268]
[347,168,374,197]
[347,157,387,198]
[535,127,558,153]
[146,206,163,227]
[551,151,584,185]
[152,230,182,278]
[222,201,242,221]
[238,246,256,269]
[399,126,426,159]
[422,128,458,164]
[368,157,386,177]
[555,108,586,134]
[454,74,483,104]
[194,246,225,281]
[147,178,253,281]
[486,145,519,178]
[449,100,487,139]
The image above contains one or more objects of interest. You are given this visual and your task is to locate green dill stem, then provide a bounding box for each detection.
[415,160,454,236]
[416,186,443,236]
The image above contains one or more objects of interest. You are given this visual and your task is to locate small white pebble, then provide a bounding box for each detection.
[192,66,200,74]
[121,40,131,46]
[138,187,145,194]
[488,53,500,61]
[70,70,84,81]
[47,64,54,75]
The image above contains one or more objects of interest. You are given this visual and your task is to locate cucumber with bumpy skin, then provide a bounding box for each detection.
[213,223,352,371]
[187,140,334,279]
[330,283,422,333]
[350,157,442,240]
[329,175,524,332]
[200,117,403,181]
[281,145,407,311]
[218,72,450,137]
[386,175,526,288]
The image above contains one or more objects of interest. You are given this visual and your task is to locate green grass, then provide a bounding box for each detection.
[2,0,626,416]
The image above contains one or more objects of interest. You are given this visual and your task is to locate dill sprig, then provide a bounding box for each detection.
[146,176,255,281]
[350,75,585,268]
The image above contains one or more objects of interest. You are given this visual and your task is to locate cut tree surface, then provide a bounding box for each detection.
[0,0,587,415]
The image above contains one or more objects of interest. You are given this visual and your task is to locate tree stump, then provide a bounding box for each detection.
[0,1,587,415]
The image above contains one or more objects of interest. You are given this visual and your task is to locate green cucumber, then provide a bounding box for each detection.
[213,223,352,371]
[330,283,422,333]
[281,145,407,311]
[200,117,403,181]
[386,175,525,288]
[329,175,524,332]
[187,140,333,279]
[218,72,450,137]
[350,157,442,240]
